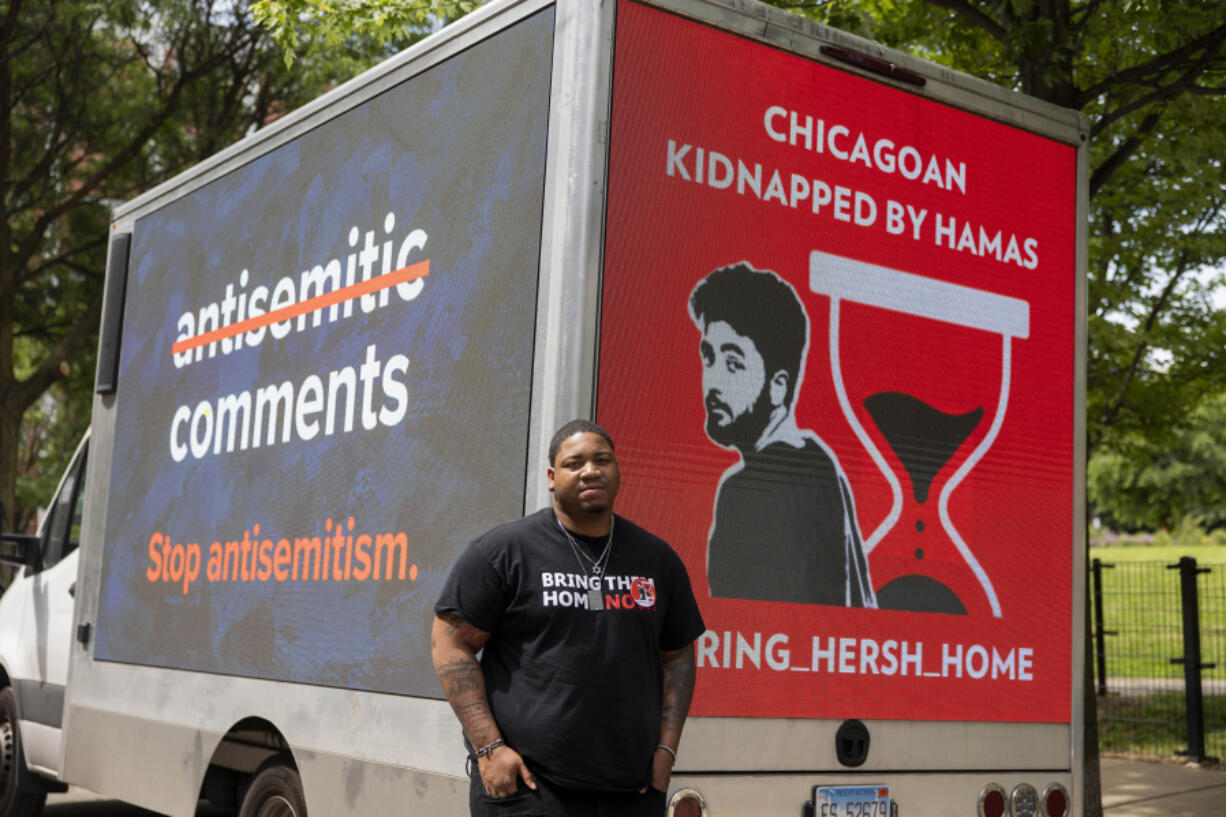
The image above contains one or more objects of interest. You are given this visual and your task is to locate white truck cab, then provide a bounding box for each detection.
[0,432,88,812]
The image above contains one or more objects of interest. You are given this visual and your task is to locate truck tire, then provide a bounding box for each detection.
[0,687,46,817]
[238,761,307,817]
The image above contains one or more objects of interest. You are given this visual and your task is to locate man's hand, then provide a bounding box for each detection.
[432,613,539,797]
[647,745,674,793]
[640,642,696,794]
[478,745,537,797]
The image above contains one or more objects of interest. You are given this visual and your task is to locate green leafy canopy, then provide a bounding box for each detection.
[251,0,481,64]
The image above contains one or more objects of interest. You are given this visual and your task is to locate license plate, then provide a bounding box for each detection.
[810,784,892,817]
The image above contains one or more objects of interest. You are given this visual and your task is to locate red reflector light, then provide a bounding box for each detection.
[668,788,707,817]
[673,797,702,817]
[1044,785,1069,817]
[975,785,1005,814]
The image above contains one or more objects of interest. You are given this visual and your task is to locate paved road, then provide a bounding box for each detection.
[47,758,1226,816]
[46,788,230,816]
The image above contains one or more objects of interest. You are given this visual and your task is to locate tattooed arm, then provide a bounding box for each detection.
[431,612,536,796]
[646,642,697,792]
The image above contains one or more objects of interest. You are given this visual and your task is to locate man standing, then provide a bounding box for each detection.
[688,262,876,608]
[432,419,705,816]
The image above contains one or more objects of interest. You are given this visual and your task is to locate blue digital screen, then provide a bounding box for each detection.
[95,9,554,696]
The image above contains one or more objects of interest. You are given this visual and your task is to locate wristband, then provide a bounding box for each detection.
[656,744,677,762]
[476,738,505,759]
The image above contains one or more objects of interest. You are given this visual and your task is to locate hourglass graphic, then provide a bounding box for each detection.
[809,250,1029,618]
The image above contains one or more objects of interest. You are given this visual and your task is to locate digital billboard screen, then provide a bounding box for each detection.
[95,9,554,696]
[599,0,1077,723]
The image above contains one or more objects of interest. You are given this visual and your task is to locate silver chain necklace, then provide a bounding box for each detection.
[556,516,614,611]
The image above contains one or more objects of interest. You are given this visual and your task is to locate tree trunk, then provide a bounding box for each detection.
[0,404,17,587]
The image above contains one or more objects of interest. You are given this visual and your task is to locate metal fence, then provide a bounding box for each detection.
[1092,557,1226,761]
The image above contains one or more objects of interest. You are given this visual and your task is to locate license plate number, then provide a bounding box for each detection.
[811,785,891,817]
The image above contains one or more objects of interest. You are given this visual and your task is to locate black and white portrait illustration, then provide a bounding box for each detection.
[689,262,876,608]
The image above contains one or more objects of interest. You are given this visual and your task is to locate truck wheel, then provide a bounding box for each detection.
[238,761,307,817]
[0,687,46,817]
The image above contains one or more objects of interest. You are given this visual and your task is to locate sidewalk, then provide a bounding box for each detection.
[1102,756,1226,816]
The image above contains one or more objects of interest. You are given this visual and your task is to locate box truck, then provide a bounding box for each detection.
[0,0,1087,814]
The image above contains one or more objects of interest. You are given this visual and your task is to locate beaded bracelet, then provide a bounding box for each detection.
[476,738,505,759]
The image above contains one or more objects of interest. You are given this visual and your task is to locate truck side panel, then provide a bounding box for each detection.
[90,4,552,698]
[64,668,466,815]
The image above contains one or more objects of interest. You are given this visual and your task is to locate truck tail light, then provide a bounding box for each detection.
[1042,783,1069,817]
[979,783,1007,817]
[668,787,708,817]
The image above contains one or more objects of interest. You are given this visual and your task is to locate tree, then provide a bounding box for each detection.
[252,0,479,63]
[1089,391,1226,531]
[11,341,93,534]
[1,0,391,534]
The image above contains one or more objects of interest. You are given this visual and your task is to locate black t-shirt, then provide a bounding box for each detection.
[435,507,705,792]
[708,438,875,607]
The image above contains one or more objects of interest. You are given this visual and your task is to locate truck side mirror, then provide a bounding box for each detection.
[0,532,43,572]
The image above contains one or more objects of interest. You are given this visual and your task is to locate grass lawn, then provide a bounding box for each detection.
[1090,542,1226,565]
[1097,690,1226,759]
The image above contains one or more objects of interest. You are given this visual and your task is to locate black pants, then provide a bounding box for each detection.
[468,766,667,817]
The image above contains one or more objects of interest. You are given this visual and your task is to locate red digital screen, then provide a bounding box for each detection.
[598,0,1076,722]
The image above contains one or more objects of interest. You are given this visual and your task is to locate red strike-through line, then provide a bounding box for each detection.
[171,260,430,355]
